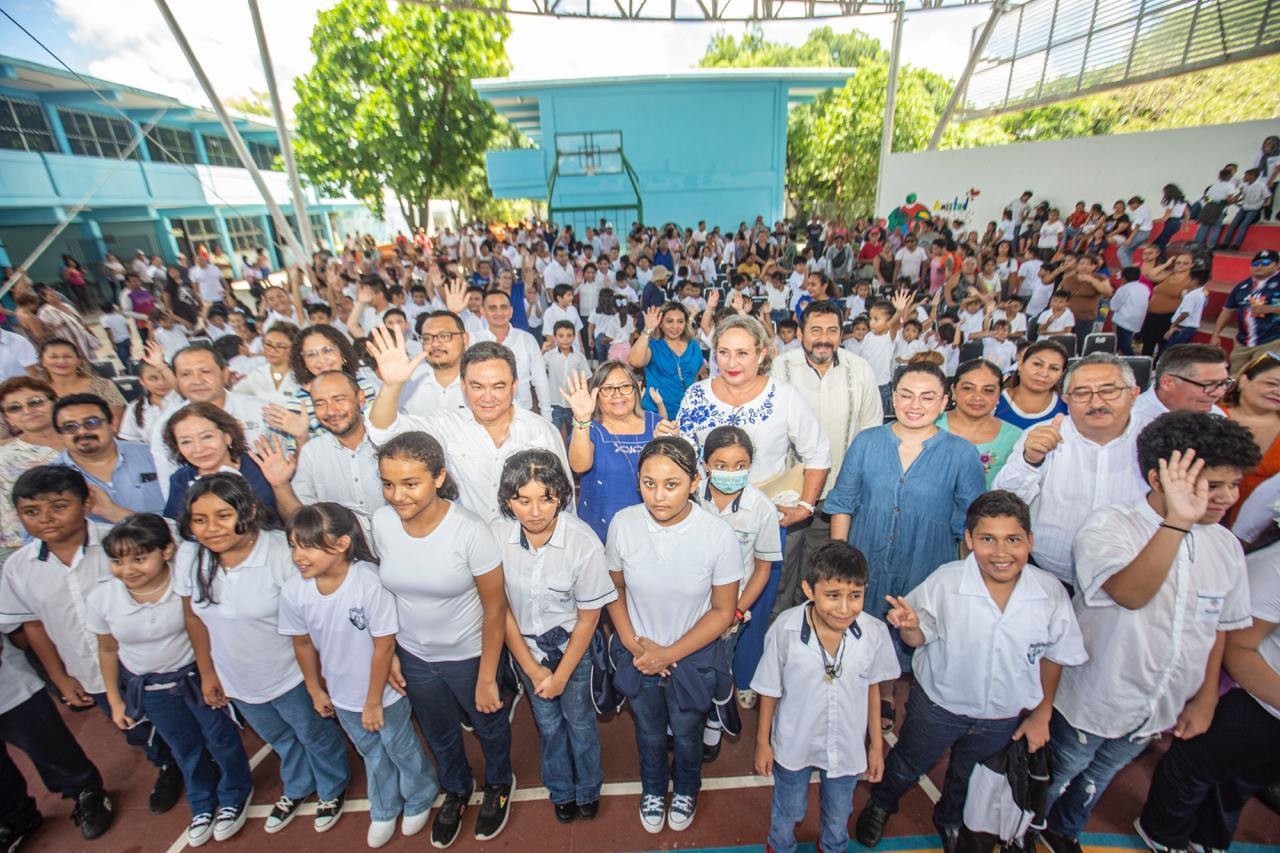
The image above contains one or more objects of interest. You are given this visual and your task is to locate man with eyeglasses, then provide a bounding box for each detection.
[1132,344,1231,428]
[53,393,162,522]
[1214,249,1280,373]
[400,311,469,415]
[994,353,1147,590]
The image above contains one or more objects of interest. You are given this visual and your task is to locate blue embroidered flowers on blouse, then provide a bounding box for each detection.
[678,383,778,439]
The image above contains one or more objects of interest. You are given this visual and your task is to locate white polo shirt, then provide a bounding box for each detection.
[173,531,303,704]
[469,327,552,417]
[372,502,501,662]
[1245,541,1280,720]
[277,561,400,712]
[1056,498,1252,739]
[85,575,193,676]
[696,484,783,593]
[0,635,45,715]
[910,556,1087,720]
[498,514,617,662]
[400,362,466,417]
[0,522,113,693]
[188,264,225,302]
[751,604,899,777]
[604,503,743,646]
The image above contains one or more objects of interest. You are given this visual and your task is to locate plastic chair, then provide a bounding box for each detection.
[958,340,984,363]
[1082,333,1116,355]
[1123,356,1153,392]
[112,376,143,403]
[1047,334,1077,358]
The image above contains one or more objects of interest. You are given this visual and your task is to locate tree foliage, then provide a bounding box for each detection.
[224,89,273,118]
[292,0,511,229]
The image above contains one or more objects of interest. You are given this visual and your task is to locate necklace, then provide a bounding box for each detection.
[129,574,170,599]
[808,606,846,682]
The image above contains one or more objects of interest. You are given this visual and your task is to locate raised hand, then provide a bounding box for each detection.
[141,339,167,371]
[706,288,721,312]
[1158,448,1208,528]
[884,595,919,632]
[261,403,308,440]
[642,305,662,332]
[250,434,298,487]
[891,287,912,314]
[560,370,598,423]
[442,279,468,314]
[648,387,668,421]
[366,324,425,386]
[1022,413,1065,466]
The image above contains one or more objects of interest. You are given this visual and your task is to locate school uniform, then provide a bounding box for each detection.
[981,338,1018,373]
[372,502,512,797]
[543,347,590,435]
[751,605,899,853]
[174,532,349,804]
[1036,308,1075,335]
[1044,499,1252,840]
[498,515,616,807]
[85,574,252,819]
[1164,286,1209,349]
[277,562,437,824]
[868,556,1086,832]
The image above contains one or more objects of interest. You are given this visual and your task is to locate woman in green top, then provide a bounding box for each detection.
[937,358,1022,487]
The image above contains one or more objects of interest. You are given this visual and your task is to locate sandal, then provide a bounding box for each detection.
[880,697,896,732]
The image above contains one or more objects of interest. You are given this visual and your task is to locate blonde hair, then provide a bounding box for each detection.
[713,314,772,374]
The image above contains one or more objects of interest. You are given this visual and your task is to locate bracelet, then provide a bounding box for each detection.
[795,500,816,515]
[572,418,592,429]
[734,608,752,624]
[1160,522,1192,535]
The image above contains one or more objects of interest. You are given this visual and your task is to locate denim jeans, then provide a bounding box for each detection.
[1164,326,1198,350]
[1194,219,1225,249]
[870,683,1020,830]
[92,692,173,769]
[1044,709,1152,838]
[335,697,438,822]
[396,646,513,796]
[518,655,604,805]
[1115,326,1136,356]
[594,333,611,364]
[0,689,101,825]
[141,674,252,816]
[1117,229,1151,267]
[233,681,350,801]
[1222,209,1262,249]
[629,665,716,799]
[550,405,572,437]
[114,339,132,373]
[768,763,858,853]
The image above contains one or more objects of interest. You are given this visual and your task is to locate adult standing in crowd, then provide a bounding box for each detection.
[234,322,301,405]
[1131,344,1230,427]
[161,402,277,521]
[0,326,37,383]
[1214,250,1280,373]
[0,377,61,560]
[1142,253,1196,357]
[400,311,468,416]
[31,339,125,430]
[629,303,704,418]
[937,358,1024,487]
[188,254,229,307]
[470,289,551,418]
[1221,350,1280,523]
[995,339,1071,429]
[1061,254,1112,349]
[286,325,380,439]
[53,393,162,522]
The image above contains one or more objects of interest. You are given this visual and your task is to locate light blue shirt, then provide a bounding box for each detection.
[59,439,164,521]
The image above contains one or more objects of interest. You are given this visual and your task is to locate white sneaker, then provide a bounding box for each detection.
[737,688,758,709]
[187,813,214,847]
[402,809,430,837]
[213,788,252,842]
[667,793,696,831]
[639,794,665,833]
[367,819,397,848]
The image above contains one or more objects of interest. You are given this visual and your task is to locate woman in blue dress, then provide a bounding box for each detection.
[994,338,1070,429]
[563,361,679,541]
[628,302,704,416]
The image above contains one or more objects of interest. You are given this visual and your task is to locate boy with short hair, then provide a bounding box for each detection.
[894,319,927,365]
[99,301,132,372]
[752,540,899,853]
[841,316,870,357]
[1040,412,1258,853]
[1163,268,1211,350]
[150,309,190,362]
[856,490,1086,852]
[543,320,589,440]
[1109,267,1149,355]
[1037,290,1075,335]
[542,284,583,353]
[982,320,1018,373]
[774,318,801,355]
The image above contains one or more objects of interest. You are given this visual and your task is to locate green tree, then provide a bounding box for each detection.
[225,89,273,118]
[292,0,511,230]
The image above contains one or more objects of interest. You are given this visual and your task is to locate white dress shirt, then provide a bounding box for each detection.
[292,429,386,541]
[469,327,552,417]
[1131,387,1226,429]
[1245,542,1280,719]
[399,362,466,417]
[542,260,576,290]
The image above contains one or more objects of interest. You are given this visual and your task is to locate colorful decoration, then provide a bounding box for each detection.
[886,193,932,235]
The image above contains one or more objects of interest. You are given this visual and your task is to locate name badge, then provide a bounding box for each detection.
[1194,594,1224,623]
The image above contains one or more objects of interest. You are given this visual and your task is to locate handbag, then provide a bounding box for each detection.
[756,463,805,504]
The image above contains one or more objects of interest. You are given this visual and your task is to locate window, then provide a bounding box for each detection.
[0,96,57,153]
[202,134,239,167]
[145,126,199,165]
[248,140,280,171]
[57,108,139,159]
[224,216,266,255]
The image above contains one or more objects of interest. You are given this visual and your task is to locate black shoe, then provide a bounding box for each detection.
[0,812,42,852]
[1258,780,1280,814]
[855,803,889,848]
[473,774,515,841]
[880,697,896,732]
[702,740,721,763]
[71,788,113,841]
[430,782,474,849]
[1039,827,1085,853]
[149,763,184,815]
[937,824,960,853]
[577,800,599,820]
[553,802,576,824]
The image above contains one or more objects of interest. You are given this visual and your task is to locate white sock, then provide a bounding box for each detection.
[703,721,722,746]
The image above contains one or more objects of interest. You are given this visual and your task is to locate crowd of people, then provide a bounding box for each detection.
[0,173,1277,853]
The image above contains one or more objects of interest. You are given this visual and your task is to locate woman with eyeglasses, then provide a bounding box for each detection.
[283,325,380,441]
[34,338,125,430]
[0,377,62,560]
[1222,350,1280,524]
[562,361,678,541]
[234,321,301,405]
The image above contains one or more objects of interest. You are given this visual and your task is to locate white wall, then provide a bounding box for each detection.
[879,119,1278,229]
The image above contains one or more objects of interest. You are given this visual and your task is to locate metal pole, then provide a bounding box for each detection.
[151,0,308,268]
[248,0,316,259]
[928,0,1007,151]
[875,2,905,218]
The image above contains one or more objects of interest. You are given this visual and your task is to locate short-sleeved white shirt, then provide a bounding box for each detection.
[910,557,1087,720]
[1245,541,1280,720]
[1173,287,1208,328]
[188,264,224,302]
[173,531,303,704]
[0,634,45,715]
[498,514,617,661]
[277,561,400,712]
[0,522,114,693]
[697,484,783,593]
[85,576,193,675]
[895,247,928,282]
[0,329,38,381]
[1056,498,1253,738]
[751,604,899,777]
[604,503,743,646]
[372,502,502,662]
[857,332,894,385]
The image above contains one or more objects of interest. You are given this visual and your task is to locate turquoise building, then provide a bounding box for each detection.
[0,55,368,284]
[473,69,852,234]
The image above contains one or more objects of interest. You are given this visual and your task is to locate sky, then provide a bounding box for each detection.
[0,0,993,114]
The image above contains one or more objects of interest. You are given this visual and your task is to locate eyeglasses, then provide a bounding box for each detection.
[598,384,636,398]
[57,416,109,434]
[892,391,942,405]
[1169,374,1234,394]
[1065,385,1129,403]
[421,332,460,344]
[2,396,49,414]
[1251,258,1276,267]
[302,345,339,361]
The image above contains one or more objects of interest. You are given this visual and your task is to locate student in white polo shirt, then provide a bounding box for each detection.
[174,473,350,835]
[1041,413,1257,853]
[496,450,616,825]
[604,437,742,835]
[0,466,182,817]
[856,490,1086,852]
[371,432,515,847]
[87,513,252,847]
[752,540,899,853]
[277,504,437,849]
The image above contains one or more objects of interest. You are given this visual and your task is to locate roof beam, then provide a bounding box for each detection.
[42,90,122,106]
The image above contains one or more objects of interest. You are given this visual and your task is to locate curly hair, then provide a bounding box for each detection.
[162,402,246,466]
[1136,410,1262,481]
[291,324,362,385]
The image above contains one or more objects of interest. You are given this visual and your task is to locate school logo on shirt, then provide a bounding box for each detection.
[348,607,368,631]
[1026,642,1049,664]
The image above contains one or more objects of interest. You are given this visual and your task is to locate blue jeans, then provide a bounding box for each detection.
[1115,325,1137,355]
[629,665,716,799]
[92,692,173,769]
[1117,229,1151,267]
[1153,217,1182,251]
[114,339,132,373]
[1194,218,1225,249]
[334,697,437,822]
[550,405,572,436]
[1222,208,1262,248]
[141,674,252,815]
[1165,325,1198,349]
[594,334,611,364]
[232,681,350,801]
[870,683,1020,830]
[1044,709,1153,838]
[518,655,604,805]
[396,647,513,795]
[768,763,858,853]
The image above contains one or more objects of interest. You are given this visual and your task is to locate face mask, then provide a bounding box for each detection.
[709,469,750,495]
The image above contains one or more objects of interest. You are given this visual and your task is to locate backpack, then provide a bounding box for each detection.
[1196,200,1224,225]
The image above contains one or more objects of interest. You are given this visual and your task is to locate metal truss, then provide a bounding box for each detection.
[406,0,987,22]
